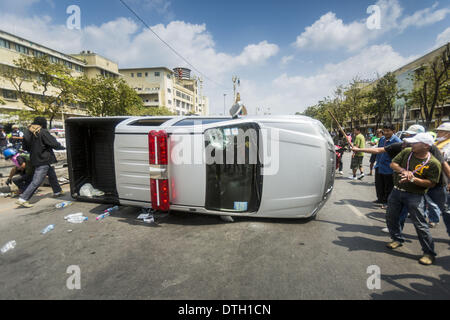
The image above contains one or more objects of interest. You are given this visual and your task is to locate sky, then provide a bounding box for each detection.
[0,0,449,115]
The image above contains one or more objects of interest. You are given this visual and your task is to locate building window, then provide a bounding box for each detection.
[50,56,60,64]
[145,72,148,77]
[0,38,10,49]
[137,73,142,77]
[2,89,17,100]
[155,72,160,77]
[131,73,134,77]
[15,44,29,54]
[167,88,171,93]
[167,74,171,79]
[168,100,172,105]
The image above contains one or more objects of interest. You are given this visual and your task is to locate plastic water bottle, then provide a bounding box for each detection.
[104,206,119,214]
[1,240,16,254]
[55,201,73,209]
[41,224,55,234]
[96,212,110,221]
[68,216,88,223]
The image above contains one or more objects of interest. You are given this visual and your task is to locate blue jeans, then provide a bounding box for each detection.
[386,188,436,256]
[20,165,62,201]
[424,185,446,223]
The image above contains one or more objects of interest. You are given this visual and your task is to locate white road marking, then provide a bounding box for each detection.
[343,200,365,218]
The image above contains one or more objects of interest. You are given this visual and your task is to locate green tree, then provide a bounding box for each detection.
[0,55,77,127]
[76,76,144,116]
[129,105,174,116]
[370,72,398,125]
[406,44,449,129]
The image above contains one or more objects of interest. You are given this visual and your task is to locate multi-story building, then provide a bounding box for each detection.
[0,29,210,128]
[120,66,209,116]
[345,42,450,132]
[0,29,119,127]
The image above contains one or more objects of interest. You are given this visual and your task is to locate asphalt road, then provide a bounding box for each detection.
[0,152,449,300]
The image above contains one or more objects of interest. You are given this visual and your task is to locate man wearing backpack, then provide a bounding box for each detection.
[16,117,65,208]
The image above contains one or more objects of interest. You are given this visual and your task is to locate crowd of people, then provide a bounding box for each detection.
[2,117,65,208]
[341,123,450,266]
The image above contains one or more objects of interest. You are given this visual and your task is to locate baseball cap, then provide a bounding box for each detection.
[436,122,450,132]
[404,132,435,146]
[404,124,425,135]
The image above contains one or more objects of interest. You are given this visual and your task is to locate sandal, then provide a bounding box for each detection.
[386,241,403,249]
[419,254,435,265]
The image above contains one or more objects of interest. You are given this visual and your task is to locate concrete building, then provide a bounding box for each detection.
[0,29,210,129]
[346,42,450,132]
[120,66,209,116]
[0,29,120,127]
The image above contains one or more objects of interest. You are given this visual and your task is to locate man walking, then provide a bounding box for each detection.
[348,127,365,180]
[387,133,441,265]
[16,117,65,208]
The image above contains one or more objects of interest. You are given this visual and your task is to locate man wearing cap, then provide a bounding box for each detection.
[435,122,450,237]
[387,132,441,265]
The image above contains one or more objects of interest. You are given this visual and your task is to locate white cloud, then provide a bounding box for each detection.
[294,0,449,52]
[242,45,416,114]
[280,55,294,65]
[400,3,450,30]
[294,12,369,51]
[436,27,450,46]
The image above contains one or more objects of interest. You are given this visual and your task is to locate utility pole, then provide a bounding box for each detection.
[223,93,227,116]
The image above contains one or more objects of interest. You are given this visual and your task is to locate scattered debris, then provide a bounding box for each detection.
[67,230,73,233]
[41,224,55,234]
[79,183,105,198]
[104,205,119,213]
[96,212,110,221]
[58,177,70,185]
[220,215,234,223]
[64,213,88,224]
[1,240,16,254]
[55,201,73,209]
[137,208,156,224]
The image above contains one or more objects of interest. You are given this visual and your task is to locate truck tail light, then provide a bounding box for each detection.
[149,130,170,212]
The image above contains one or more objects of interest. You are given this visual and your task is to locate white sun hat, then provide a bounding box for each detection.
[404,132,435,146]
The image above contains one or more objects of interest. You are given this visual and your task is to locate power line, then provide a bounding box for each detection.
[119,0,228,90]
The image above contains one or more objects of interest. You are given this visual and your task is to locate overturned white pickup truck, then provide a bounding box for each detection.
[65,115,335,219]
